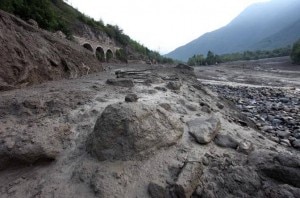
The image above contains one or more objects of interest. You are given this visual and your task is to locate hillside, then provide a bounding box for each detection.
[166,0,300,61]
[0,0,173,64]
[0,10,103,91]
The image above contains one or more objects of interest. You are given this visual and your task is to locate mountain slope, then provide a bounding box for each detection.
[166,0,300,61]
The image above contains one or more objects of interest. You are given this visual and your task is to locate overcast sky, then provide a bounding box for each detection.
[66,0,269,54]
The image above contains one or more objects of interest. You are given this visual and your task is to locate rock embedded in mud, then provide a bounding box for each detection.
[214,134,239,149]
[87,102,183,161]
[125,93,138,102]
[291,139,300,150]
[154,86,167,92]
[201,106,211,114]
[27,19,39,28]
[188,115,221,144]
[264,184,300,198]
[148,182,167,198]
[237,140,254,154]
[169,162,203,198]
[166,81,182,90]
[248,150,300,188]
[216,102,224,109]
[106,78,134,87]
[159,103,172,111]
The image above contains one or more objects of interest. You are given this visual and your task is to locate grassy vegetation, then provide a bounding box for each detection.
[0,0,172,63]
[187,46,292,66]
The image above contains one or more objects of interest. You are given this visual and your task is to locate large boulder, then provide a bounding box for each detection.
[188,115,221,144]
[87,102,183,161]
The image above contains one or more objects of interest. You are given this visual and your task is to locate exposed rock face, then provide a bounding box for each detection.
[0,10,103,90]
[87,102,183,161]
[188,115,221,144]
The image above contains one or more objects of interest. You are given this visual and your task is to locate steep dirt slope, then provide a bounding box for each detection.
[0,10,103,91]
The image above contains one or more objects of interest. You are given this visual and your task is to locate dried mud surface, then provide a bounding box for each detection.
[0,60,300,197]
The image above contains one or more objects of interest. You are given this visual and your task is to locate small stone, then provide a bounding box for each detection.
[186,104,197,111]
[125,93,138,102]
[194,186,203,196]
[201,106,211,114]
[159,103,172,111]
[27,19,39,28]
[237,140,254,154]
[154,86,167,92]
[276,131,291,139]
[269,135,280,143]
[214,134,239,149]
[202,157,209,166]
[280,139,291,147]
[261,126,273,132]
[148,182,166,198]
[293,133,300,139]
[4,138,15,150]
[280,98,290,103]
[272,119,282,125]
[216,102,224,109]
[166,81,182,90]
[291,139,300,150]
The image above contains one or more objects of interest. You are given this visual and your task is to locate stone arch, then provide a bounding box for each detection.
[106,49,113,62]
[96,46,105,62]
[82,43,93,52]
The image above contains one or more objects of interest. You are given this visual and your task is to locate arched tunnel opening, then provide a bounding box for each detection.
[96,47,105,62]
[83,43,93,52]
[106,49,113,62]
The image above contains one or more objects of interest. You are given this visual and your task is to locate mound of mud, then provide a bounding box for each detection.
[0,10,103,90]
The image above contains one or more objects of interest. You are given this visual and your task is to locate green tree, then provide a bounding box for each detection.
[206,50,216,65]
[291,39,300,64]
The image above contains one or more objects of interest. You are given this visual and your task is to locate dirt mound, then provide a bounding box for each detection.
[0,10,103,91]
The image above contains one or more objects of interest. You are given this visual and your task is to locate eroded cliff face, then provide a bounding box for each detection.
[0,10,103,91]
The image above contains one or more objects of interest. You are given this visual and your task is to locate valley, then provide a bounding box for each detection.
[0,58,300,197]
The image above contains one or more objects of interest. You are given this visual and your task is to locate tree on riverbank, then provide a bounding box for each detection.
[291,39,300,64]
[187,46,292,66]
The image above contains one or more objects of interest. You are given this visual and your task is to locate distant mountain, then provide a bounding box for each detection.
[166,0,300,61]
